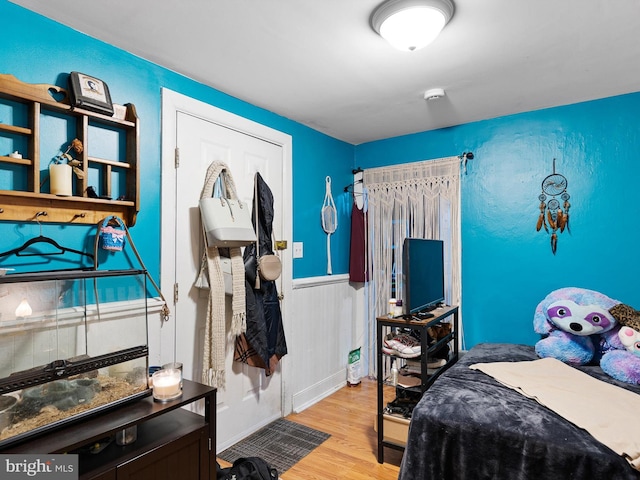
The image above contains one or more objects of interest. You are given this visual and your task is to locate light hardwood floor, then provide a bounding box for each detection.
[218,378,403,479]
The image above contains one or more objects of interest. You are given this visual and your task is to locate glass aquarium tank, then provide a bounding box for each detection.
[0,269,150,447]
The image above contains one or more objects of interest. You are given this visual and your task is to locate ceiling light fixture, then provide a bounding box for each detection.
[371,0,454,52]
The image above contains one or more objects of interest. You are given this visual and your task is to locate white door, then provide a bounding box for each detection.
[160,89,293,451]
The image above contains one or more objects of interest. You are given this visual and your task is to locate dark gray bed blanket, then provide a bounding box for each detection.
[398,343,640,480]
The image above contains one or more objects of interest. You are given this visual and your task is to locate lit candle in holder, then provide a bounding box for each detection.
[152,368,182,402]
[162,362,183,388]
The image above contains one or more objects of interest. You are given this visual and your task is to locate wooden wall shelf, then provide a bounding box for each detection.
[0,74,140,226]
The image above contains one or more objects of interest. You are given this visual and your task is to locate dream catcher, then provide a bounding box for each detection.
[536,158,571,254]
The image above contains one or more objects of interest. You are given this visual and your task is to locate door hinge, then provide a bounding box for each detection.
[208,438,212,451]
[275,240,287,250]
[174,147,180,168]
[173,282,179,304]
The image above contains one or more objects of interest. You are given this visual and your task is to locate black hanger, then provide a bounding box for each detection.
[344,178,364,194]
[344,167,364,193]
[0,235,94,260]
[0,210,93,261]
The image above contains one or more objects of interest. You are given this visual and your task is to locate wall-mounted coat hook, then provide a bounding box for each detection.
[460,152,474,174]
[34,211,48,236]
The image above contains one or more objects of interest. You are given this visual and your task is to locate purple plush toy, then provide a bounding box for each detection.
[533,287,622,366]
[600,304,640,384]
[534,287,640,384]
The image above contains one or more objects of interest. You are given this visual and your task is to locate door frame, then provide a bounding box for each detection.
[160,88,294,416]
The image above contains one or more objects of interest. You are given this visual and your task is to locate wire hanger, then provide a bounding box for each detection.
[0,212,94,260]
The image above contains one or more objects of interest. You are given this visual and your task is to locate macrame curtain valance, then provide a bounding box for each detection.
[363,156,461,377]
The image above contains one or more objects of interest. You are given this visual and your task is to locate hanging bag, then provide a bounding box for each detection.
[94,215,170,322]
[199,170,255,248]
[195,251,234,295]
[99,216,126,251]
[257,251,281,282]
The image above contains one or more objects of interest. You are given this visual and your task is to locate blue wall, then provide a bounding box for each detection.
[0,0,354,278]
[3,0,639,349]
[356,93,640,348]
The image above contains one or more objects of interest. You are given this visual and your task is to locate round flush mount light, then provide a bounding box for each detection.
[424,87,446,100]
[371,0,454,52]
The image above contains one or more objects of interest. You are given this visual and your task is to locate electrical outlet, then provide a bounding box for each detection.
[293,242,303,259]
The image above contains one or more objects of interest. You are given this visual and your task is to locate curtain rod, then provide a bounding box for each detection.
[344,152,474,192]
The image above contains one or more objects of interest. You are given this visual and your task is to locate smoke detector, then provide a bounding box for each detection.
[424,88,446,101]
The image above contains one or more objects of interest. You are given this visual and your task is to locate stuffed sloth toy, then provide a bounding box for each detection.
[533,287,622,365]
[533,287,640,384]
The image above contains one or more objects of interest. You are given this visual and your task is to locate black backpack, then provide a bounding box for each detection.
[216,457,278,480]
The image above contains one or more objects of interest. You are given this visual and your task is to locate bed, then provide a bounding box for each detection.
[398,343,640,480]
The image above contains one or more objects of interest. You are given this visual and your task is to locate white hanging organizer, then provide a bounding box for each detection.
[321,176,337,275]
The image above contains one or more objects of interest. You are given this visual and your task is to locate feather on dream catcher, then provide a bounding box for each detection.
[536,158,571,254]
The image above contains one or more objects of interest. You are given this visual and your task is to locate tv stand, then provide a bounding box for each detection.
[376,305,459,463]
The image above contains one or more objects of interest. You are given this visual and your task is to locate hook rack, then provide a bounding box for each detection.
[0,203,129,225]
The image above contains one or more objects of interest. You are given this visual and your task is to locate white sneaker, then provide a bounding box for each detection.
[382,345,420,358]
[384,333,421,356]
[383,333,421,357]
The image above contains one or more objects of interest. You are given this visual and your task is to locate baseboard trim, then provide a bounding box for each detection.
[292,369,346,413]
[215,411,281,453]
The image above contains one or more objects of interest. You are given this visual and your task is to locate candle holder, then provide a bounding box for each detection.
[162,362,183,388]
[152,368,182,403]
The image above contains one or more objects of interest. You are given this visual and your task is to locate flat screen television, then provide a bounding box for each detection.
[402,238,445,317]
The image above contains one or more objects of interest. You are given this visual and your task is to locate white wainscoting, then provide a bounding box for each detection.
[289,274,363,413]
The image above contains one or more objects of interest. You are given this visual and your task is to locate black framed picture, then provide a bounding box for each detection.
[68,71,114,116]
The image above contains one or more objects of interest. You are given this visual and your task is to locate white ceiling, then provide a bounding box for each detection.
[10,0,640,145]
